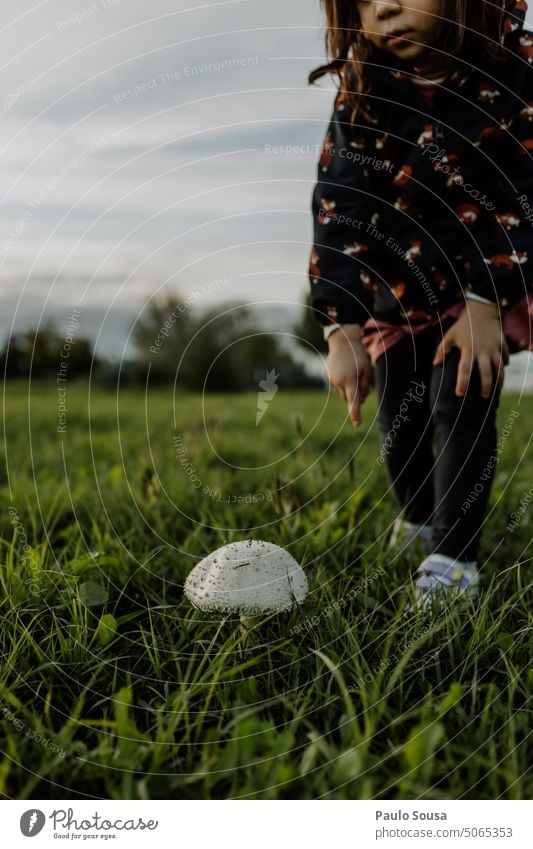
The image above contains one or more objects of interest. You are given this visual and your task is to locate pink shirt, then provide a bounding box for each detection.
[361,294,533,366]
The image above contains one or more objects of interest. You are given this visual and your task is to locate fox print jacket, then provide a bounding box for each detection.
[308,0,533,330]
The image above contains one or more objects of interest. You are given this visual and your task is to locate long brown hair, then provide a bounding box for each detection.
[309,0,510,124]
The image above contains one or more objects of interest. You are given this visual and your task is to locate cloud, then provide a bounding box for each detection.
[2,0,325,310]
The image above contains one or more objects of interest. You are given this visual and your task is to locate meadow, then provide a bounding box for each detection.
[0,379,531,799]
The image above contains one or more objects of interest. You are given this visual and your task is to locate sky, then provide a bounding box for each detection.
[1,0,329,357]
[1,0,532,386]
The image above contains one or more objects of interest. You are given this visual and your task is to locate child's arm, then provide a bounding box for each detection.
[460,56,533,310]
[308,92,382,331]
[324,324,372,428]
[308,94,380,424]
[439,59,533,397]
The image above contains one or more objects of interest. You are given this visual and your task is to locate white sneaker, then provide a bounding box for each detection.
[412,554,480,609]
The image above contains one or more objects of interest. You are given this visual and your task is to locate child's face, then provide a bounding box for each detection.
[356,0,442,62]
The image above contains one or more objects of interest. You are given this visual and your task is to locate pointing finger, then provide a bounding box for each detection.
[345,384,362,427]
[492,351,506,392]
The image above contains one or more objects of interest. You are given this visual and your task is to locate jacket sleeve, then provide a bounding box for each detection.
[308,93,380,327]
[463,63,533,307]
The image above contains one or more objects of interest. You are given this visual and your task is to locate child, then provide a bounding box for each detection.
[308,0,533,605]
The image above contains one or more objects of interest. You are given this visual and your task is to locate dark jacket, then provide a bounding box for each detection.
[309,0,533,329]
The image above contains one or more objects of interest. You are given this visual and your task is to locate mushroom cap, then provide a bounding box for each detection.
[184,539,308,615]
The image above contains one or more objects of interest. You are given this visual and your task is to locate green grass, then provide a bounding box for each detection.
[0,380,531,799]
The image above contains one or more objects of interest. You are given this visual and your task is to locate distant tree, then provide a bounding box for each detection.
[0,322,98,379]
[132,294,320,390]
[181,302,276,391]
[293,291,328,355]
[0,333,31,378]
[96,359,138,387]
[132,291,196,383]
[55,335,96,379]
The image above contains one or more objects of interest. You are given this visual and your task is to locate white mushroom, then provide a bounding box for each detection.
[184,539,308,633]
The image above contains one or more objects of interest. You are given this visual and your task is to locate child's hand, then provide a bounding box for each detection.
[432,300,509,398]
[324,325,372,427]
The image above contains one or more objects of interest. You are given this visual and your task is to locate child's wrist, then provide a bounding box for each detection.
[465,298,500,318]
[327,324,363,345]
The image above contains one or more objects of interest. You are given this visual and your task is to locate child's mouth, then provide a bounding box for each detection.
[385,29,415,47]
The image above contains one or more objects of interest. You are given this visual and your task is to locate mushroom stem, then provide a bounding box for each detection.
[238,613,264,653]
[239,612,263,633]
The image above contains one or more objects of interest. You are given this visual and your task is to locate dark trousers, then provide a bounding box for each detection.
[374,320,501,562]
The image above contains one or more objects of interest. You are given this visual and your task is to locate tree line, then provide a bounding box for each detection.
[1,291,328,390]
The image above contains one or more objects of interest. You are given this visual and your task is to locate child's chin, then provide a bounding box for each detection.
[389,43,427,61]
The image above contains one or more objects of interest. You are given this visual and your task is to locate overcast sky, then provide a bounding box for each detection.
[0,0,331,352]
[2,0,533,377]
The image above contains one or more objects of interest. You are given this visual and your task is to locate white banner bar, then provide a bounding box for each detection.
[2,800,531,848]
